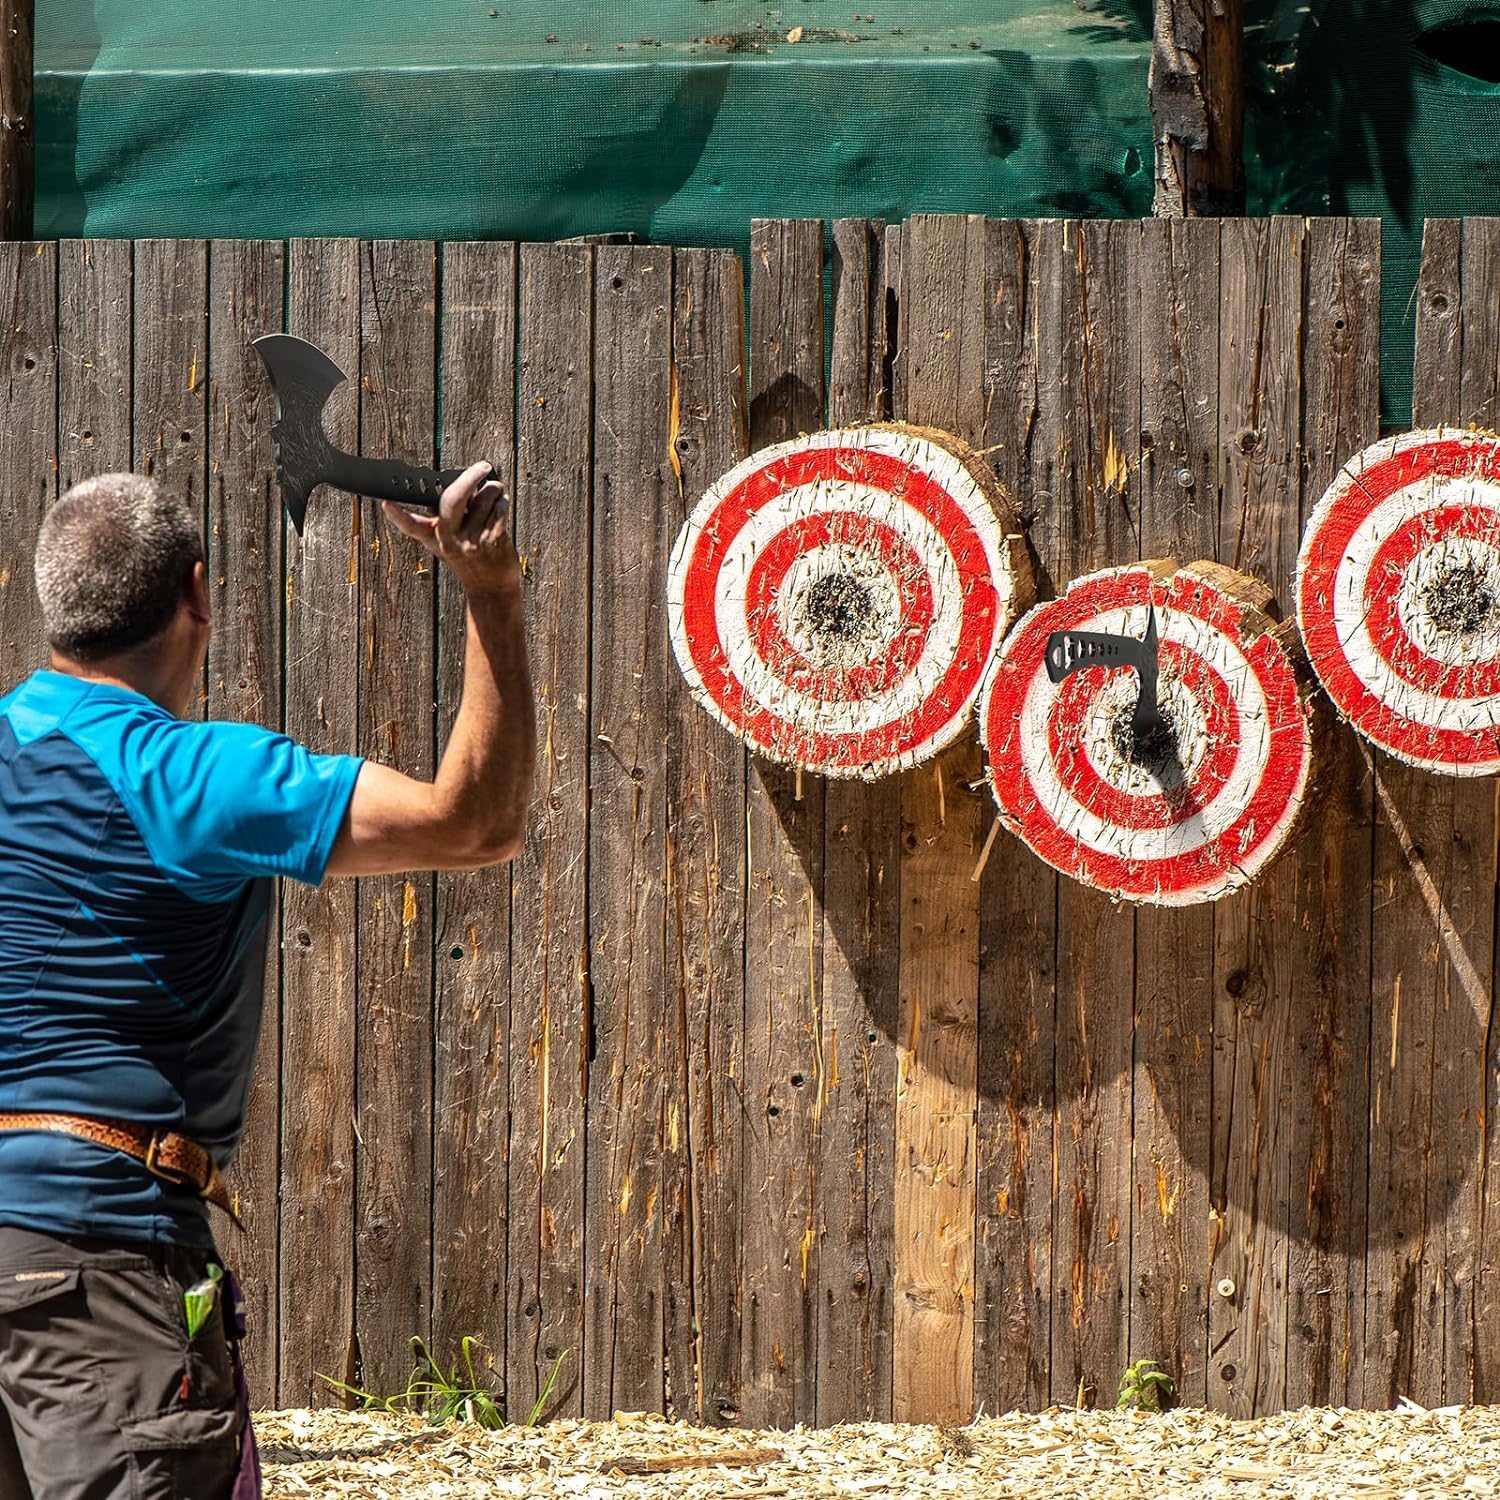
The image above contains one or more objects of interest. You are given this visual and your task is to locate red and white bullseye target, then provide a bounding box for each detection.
[1298,428,1500,775]
[668,425,1032,778]
[981,561,1317,905]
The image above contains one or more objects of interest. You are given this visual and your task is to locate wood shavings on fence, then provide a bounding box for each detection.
[257,1403,1500,1499]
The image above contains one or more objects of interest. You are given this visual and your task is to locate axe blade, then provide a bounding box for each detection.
[251,333,348,534]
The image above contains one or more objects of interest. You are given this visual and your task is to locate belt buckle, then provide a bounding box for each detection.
[144,1131,196,1190]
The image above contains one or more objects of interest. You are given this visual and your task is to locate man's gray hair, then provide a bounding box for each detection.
[34,474,204,661]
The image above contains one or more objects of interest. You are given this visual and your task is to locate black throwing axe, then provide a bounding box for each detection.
[1045,604,1166,746]
[252,333,497,534]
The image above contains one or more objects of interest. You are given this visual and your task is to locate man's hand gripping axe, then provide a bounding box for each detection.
[252,333,496,534]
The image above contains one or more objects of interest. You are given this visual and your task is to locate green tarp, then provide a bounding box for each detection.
[32,1,1500,423]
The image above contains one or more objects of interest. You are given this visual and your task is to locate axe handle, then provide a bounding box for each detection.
[325,453,497,511]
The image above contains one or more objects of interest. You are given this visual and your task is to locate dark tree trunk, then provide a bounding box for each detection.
[0,0,32,238]
[1151,0,1244,217]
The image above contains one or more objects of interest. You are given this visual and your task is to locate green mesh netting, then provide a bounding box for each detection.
[32,1,1500,424]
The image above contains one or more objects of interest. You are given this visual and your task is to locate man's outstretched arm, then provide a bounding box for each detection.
[325,461,536,876]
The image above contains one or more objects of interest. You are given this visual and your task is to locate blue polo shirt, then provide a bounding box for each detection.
[0,670,362,1247]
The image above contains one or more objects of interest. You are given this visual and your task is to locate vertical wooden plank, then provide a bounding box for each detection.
[0,0,33,238]
[1464,218,1500,1403]
[816,219,899,1425]
[741,217,825,1430]
[507,241,592,1421]
[667,246,750,1426]
[1132,216,1218,1409]
[1366,216,1494,1408]
[1436,214,1499,1407]
[132,239,207,713]
[57,240,131,488]
[1288,218,1376,1413]
[891,213,987,1425]
[280,237,360,1406]
[1044,220,1139,1410]
[974,218,1055,1417]
[206,238,285,1396]
[431,241,517,1384]
[354,240,438,1394]
[0,241,55,688]
[1209,215,1304,1418]
[584,243,674,1416]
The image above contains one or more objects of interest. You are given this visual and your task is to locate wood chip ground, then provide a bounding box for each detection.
[258,1403,1500,1498]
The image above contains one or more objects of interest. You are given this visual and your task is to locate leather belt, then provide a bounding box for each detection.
[0,1112,240,1227]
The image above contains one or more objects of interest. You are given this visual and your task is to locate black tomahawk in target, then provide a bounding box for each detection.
[668,425,1033,779]
[1298,427,1500,775]
[982,559,1323,906]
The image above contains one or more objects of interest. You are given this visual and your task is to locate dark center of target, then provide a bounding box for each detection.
[1423,559,1496,637]
[800,572,878,647]
[1108,702,1185,787]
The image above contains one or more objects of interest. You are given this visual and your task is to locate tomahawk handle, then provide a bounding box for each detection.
[1046,630,1146,683]
[324,453,498,511]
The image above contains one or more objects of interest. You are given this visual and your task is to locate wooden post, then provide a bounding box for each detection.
[0,0,32,238]
[1150,0,1244,218]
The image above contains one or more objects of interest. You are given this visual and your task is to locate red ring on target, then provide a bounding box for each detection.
[669,426,1031,778]
[981,563,1314,905]
[1297,428,1500,774]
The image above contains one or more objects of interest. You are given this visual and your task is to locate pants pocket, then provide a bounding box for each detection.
[120,1404,240,1500]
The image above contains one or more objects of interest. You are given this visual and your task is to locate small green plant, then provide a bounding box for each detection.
[1116,1357,1175,1413]
[319,1337,568,1429]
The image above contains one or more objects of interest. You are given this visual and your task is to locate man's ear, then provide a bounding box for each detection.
[185,559,212,626]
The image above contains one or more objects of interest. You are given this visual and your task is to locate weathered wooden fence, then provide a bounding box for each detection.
[0,216,1496,1426]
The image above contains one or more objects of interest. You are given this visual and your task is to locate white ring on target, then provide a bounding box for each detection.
[1015,603,1272,863]
[713,481,967,736]
[1332,474,1500,733]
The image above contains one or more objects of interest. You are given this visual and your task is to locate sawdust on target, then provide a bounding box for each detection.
[259,1401,1500,1499]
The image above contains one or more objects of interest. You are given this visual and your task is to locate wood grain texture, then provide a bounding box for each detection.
[584,243,675,1416]
[1209,215,1305,1419]
[507,241,593,1422]
[431,241,517,1389]
[353,240,439,1394]
[1149,0,1244,218]
[1462,218,1500,1404]
[1285,219,1376,1412]
[0,0,32,238]
[0,241,54,690]
[667,246,750,1425]
[891,214,986,1425]
[1132,216,1217,1408]
[205,238,285,1394]
[817,219,899,1425]
[742,218,826,1430]
[1043,220,1138,1410]
[973,219,1055,1417]
[57,239,131,488]
[1365,217,1495,1408]
[132,239,207,717]
[280,238,361,1407]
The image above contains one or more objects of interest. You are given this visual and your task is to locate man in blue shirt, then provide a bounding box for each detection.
[0,463,533,1499]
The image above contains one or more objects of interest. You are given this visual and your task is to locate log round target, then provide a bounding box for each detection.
[981,560,1318,905]
[1297,427,1500,775]
[668,425,1032,778]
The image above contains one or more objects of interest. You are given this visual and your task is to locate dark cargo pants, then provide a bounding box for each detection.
[0,1226,242,1500]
